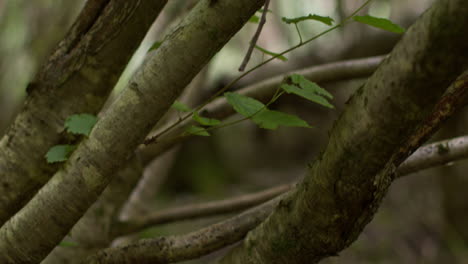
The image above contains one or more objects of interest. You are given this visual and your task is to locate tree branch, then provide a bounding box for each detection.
[87,129,468,263]
[238,0,270,71]
[114,183,292,237]
[0,0,265,262]
[0,0,167,226]
[219,0,468,262]
[86,195,284,264]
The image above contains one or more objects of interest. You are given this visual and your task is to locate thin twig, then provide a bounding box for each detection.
[239,0,271,72]
[113,183,292,237]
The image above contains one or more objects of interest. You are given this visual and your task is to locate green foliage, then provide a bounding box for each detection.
[249,15,260,23]
[282,14,334,26]
[59,241,78,247]
[45,145,76,163]
[192,112,221,126]
[148,41,163,51]
[281,74,334,108]
[225,92,264,117]
[224,92,311,130]
[185,125,210,136]
[254,45,288,61]
[65,114,98,136]
[353,15,405,34]
[171,100,192,112]
[253,110,311,130]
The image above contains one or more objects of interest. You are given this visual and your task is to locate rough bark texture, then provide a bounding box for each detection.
[219,0,468,263]
[0,0,264,263]
[0,0,167,225]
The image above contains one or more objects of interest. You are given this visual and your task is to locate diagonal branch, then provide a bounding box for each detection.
[0,0,168,226]
[0,0,266,263]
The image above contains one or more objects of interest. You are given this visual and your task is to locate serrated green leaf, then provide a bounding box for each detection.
[281,84,333,108]
[249,15,260,23]
[290,74,333,99]
[224,92,265,117]
[59,241,78,247]
[171,100,191,112]
[255,45,288,61]
[45,144,76,163]
[252,109,311,130]
[65,114,98,136]
[148,41,163,51]
[353,15,405,34]
[186,126,210,136]
[192,112,221,126]
[282,14,334,25]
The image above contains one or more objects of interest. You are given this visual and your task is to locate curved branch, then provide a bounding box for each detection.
[86,195,283,264]
[115,131,468,238]
[89,130,468,263]
[114,183,292,237]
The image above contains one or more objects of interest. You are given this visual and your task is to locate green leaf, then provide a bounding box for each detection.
[65,114,98,136]
[353,15,405,34]
[252,109,311,130]
[224,92,265,117]
[192,112,221,127]
[171,100,191,112]
[282,14,334,26]
[290,74,333,99]
[45,144,76,163]
[225,92,311,130]
[186,125,210,136]
[249,15,260,23]
[255,45,288,61]
[281,84,333,108]
[148,41,163,51]
[59,241,78,247]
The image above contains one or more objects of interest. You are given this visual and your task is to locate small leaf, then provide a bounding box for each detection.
[282,14,334,26]
[353,15,405,34]
[252,109,311,130]
[255,45,288,61]
[192,112,221,126]
[291,74,333,99]
[224,92,265,117]
[249,15,260,23]
[186,126,210,136]
[148,41,163,51]
[171,100,191,112]
[59,241,78,248]
[65,114,98,136]
[45,144,76,163]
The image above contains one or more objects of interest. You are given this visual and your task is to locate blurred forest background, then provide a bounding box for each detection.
[4,0,468,263]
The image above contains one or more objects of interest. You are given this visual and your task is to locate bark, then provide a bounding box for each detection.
[219,0,468,263]
[0,0,264,263]
[0,0,167,225]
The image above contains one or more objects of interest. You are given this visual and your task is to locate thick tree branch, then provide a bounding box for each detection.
[85,129,468,263]
[113,130,468,239]
[0,0,265,263]
[0,0,167,225]
[219,0,468,262]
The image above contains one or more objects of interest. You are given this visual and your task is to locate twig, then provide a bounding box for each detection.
[238,0,270,72]
[113,183,292,236]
